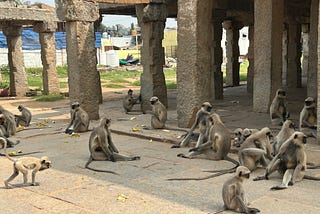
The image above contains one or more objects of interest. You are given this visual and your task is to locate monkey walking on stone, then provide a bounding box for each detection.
[269,89,290,126]
[171,102,213,148]
[14,105,32,127]
[253,132,320,190]
[65,102,90,134]
[0,137,51,189]
[222,166,260,214]
[85,117,140,174]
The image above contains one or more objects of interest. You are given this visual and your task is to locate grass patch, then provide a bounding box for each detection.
[33,94,64,102]
[103,84,126,88]
[57,65,68,78]
[164,68,177,79]
[166,81,177,89]
[60,82,68,88]
[131,80,141,86]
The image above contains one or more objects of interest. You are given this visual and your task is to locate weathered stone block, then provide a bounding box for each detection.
[34,21,57,33]
[142,3,167,22]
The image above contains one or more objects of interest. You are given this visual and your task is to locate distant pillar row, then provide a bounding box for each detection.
[136,2,168,110]
[3,25,28,97]
[34,22,60,95]
[56,0,101,120]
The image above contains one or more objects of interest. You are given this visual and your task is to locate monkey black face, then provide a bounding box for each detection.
[71,102,80,109]
[18,105,23,111]
[40,158,51,171]
[128,89,133,95]
[277,90,286,97]
[150,96,159,105]
[305,100,314,107]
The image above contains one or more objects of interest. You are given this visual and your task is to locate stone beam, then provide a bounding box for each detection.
[0,7,57,22]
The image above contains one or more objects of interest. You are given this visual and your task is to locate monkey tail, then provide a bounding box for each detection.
[167,170,235,181]
[0,137,16,162]
[201,156,239,173]
[85,157,119,175]
[303,174,320,181]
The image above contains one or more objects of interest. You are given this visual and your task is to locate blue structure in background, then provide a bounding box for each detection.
[0,28,101,50]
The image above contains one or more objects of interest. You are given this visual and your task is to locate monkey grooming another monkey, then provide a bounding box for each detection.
[233,128,259,148]
[172,102,212,148]
[299,97,317,138]
[15,105,32,127]
[238,127,273,172]
[272,120,295,155]
[0,137,51,189]
[222,166,260,214]
[0,105,16,136]
[122,89,141,114]
[65,102,90,134]
[85,117,140,174]
[269,89,290,126]
[254,132,320,190]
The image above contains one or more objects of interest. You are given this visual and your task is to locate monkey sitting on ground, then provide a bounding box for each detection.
[269,89,290,126]
[254,132,320,190]
[272,120,295,155]
[299,97,317,138]
[15,105,32,127]
[148,96,167,129]
[85,117,140,174]
[238,127,273,172]
[0,137,51,188]
[65,102,90,134]
[172,102,213,148]
[222,166,260,214]
[233,128,259,148]
[122,89,142,114]
[0,105,16,136]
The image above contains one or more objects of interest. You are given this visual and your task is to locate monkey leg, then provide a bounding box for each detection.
[112,152,140,161]
[31,170,40,186]
[239,148,266,171]
[177,150,202,159]
[151,116,165,129]
[195,132,206,148]
[271,169,293,190]
[92,151,112,161]
[4,167,19,188]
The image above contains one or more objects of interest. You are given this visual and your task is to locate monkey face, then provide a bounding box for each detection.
[150,96,159,105]
[277,89,286,98]
[293,132,307,146]
[128,89,133,95]
[40,157,51,171]
[18,105,23,112]
[202,102,212,112]
[236,166,251,179]
[71,102,80,110]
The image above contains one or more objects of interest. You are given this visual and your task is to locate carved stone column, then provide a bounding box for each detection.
[3,25,28,96]
[309,0,318,98]
[223,20,240,87]
[253,0,283,112]
[136,1,167,110]
[247,25,254,93]
[56,0,101,120]
[34,22,60,95]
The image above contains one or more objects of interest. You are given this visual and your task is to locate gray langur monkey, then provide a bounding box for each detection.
[85,117,140,174]
[0,137,51,189]
[272,120,295,155]
[122,89,141,114]
[172,102,212,148]
[65,102,90,134]
[299,97,317,138]
[238,127,273,172]
[269,89,290,126]
[233,128,259,148]
[254,132,320,190]
[0,105,16,136]
[15,105,32,127]
[148,96,167,129]
[222,166,260,214]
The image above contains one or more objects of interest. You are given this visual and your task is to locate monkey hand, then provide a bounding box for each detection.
[171,145,181,149]
[253,175,267,181]
[288,181,294,186]
[133,156,141,160]
[248,207,260,214]
[188,147,199,152]
[31,182,40,186]
[110,155,116,162]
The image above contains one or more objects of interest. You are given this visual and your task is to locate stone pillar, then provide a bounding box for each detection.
[2,25,28,97]
[247,25,254,93]
[253,0,283,112]
[136,2,168,109]
[309,0,318,99]
[56,0,100,120]
[286,22,302,88]
[176,0,214,127]
[282,29,288,86]
[317,0,320,142]
[211,9,225,100]
[223,20,240,87]
[301,24,309,78]
[34,22,60,95]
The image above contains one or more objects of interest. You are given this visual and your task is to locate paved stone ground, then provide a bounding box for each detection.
[0,85,320,214]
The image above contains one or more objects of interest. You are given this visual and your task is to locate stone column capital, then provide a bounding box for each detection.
[33,21,57,33]
[2,25,22,37]
[141,3,167,23]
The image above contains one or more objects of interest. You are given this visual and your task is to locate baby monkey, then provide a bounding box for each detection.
[222,166,260,214]
[0,137,51,188]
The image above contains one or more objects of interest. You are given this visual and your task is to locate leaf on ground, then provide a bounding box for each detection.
[130,117,136,120]
[36,123,47,127]
[117,194,129,202]
[17,125,25,131]
[70,133,80,137]
[132,127,141,132]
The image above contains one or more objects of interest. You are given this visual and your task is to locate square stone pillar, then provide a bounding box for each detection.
[56,0,101,120]
[136,2,168,110]
[3,25,28,97]
[286,22,302,88]
[34,22,60,95]
[211,9,225,100]
[247,25,254,93]
[317,0,320,142]
[309,0,319,99]
[223,20,240,87]
[253,0,283,112]
[176,0,214,127]
[301,24,309,78]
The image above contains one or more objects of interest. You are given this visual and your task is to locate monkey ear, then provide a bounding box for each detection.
[294,134,298,139]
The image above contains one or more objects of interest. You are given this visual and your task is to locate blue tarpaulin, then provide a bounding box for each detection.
[0,28,101,50]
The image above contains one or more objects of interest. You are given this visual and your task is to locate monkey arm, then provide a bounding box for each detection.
[107,134,119,153]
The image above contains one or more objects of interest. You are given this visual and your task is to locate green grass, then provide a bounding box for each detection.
[131,80,141,86]
[103,84,126,88]
[32,94,64,102]
[222,60,249,83]
[60,82,68,88]
[166,81,177,89]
